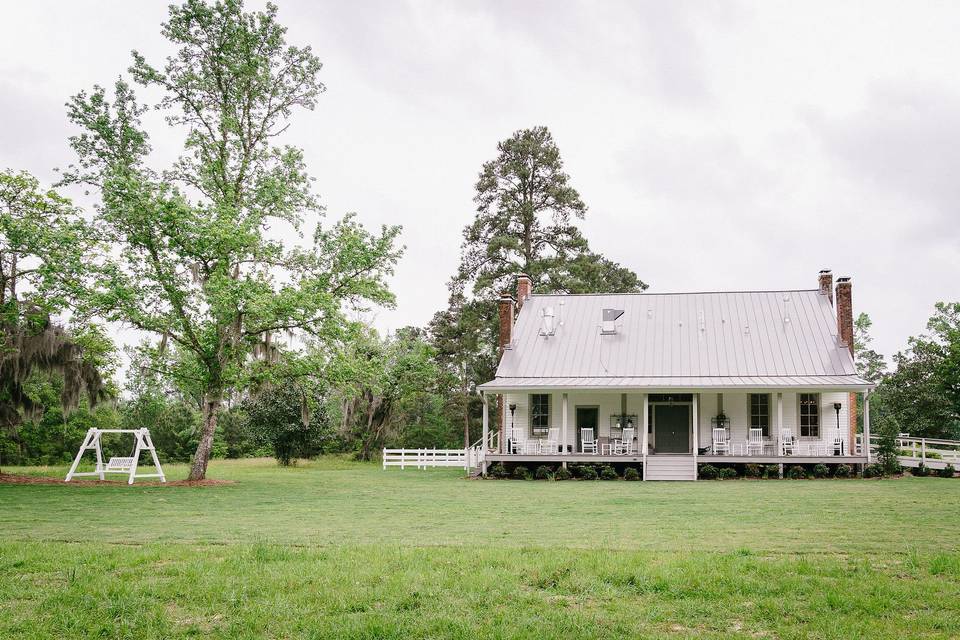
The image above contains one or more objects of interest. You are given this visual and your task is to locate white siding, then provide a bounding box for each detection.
[696,391,852,452]
[503,391,645,451]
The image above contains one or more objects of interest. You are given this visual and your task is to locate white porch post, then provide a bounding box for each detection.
[863,390,871,463]
[481,391,489,475]
[641,393,649,480]
[692,393,699,480]
[561,392,569,456]
[776,392,783,456]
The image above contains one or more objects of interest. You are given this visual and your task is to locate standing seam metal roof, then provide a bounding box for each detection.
[484,289,870,388]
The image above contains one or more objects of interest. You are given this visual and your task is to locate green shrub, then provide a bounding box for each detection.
[744,464,762,478]
[718,467,737,480]
[489,463,508,479]
[512,465,531,480]
[579,465,598,480]
[787,465,807,480]
[599,465,618,480]
[863,464,882,478]
[699,464,718,480]
[937,464,955,478]
[534,465,554,480]
[834,464,851,478]
[913,464,930,477]
[812,463,829,478]
[554,466,572,481]
[623,467,640,481]
[764,464,781,479]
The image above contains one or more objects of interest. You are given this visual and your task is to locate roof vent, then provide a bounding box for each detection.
[539,306,557,338]
[601,308,624,335]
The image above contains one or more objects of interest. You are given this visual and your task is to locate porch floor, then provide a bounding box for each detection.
[485,453,868,465]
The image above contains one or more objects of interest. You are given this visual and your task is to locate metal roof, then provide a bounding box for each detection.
[479,375,870,391]
[480,289,872,391]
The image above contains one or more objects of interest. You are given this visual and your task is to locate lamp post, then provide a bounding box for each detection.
[509,403,517,452]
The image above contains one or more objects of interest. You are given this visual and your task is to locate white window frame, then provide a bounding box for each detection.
[798,392,821,439]
[529,394,550,437]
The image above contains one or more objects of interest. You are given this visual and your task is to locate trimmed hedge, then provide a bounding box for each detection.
[699,464,718,480]
[512,465,531,480]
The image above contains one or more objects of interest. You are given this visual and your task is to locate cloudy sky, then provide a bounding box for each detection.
[2,0,958,364]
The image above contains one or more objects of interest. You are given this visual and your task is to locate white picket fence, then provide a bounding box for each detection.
[858,433,960,470]
[890,435,960,470]
[382,447,483,470]
[382,432,496,471]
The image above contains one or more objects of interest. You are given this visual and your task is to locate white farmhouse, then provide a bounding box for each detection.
[478,270,874,480]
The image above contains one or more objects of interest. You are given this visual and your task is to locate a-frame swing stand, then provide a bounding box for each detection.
[65,428,166,484]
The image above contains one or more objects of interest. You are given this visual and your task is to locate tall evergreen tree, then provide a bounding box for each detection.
[456,126,644,298]
[430,126,647,444]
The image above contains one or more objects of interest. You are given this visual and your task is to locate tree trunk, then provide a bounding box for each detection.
[188,393,221,480]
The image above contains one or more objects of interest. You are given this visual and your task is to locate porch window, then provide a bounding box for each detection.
[799,393,820,437]
[749,393,770,436]
[530,394,550,437]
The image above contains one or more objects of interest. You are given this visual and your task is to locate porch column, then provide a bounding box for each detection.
[692,393,699,480]
[481,392,489,475]
[863,390,871,463]
[561,393,569,456]
[641,393,649,480]
[776,392,783,456]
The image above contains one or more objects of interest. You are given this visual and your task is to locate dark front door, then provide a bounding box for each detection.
[576,407,599,452]
[654,404,690,453]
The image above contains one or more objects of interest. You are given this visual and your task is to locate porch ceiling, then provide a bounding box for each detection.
[478,375,873,392]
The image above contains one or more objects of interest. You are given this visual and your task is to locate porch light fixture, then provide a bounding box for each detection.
[833,402,842,431]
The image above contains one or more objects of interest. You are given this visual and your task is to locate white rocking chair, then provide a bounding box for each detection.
[780,428,796,456]
[613,427,635,455]
[581,428,598,454]
[831,430,845,456]
[507,426,525,454]
[539,427,560,454]
[712,427,730,455]
[746,428,764,456]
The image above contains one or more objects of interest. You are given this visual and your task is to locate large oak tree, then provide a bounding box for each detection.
[62,0,402,479]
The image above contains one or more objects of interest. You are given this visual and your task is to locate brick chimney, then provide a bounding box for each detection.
[835,276,857,449]
[818,269,833,304]
[498,293,514,357]
[516,274,532,310]
[835,277,853,356]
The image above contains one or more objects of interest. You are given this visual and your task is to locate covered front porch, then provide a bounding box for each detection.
[478,384,872,479]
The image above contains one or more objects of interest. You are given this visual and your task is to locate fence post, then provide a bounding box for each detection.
[921,439,926,465]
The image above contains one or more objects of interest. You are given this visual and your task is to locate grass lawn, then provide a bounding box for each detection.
[1,458,958,639]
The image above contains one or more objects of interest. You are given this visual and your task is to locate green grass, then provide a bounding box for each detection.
[1,458,959,638]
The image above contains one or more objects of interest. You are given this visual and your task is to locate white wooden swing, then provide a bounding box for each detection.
[65,428,166,484]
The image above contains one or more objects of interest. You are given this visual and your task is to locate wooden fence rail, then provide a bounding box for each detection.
[858,434,960,470]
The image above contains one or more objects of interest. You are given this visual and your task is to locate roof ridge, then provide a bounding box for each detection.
[530,289,821,297]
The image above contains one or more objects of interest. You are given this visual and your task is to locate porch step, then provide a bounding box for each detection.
[645,455,697,481]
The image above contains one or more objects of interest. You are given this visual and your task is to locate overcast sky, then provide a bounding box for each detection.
[2,0,958,365]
